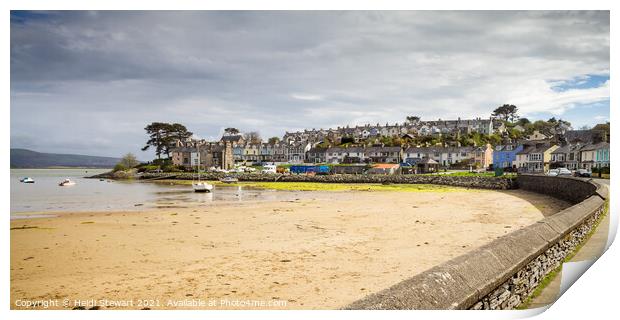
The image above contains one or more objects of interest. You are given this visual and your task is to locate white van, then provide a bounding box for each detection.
[262,164,277,174]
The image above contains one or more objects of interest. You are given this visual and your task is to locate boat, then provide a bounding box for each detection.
[219,176,239,184]
[21,177,35,183]
[59,179,76,186]
[192,145,213,193]
[192,181,214,193]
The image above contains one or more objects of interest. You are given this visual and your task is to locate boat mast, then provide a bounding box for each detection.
[196,143,201,182]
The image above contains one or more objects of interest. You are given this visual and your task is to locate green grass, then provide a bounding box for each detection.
[418,171,516,178]
[232,181,468,192]
[150,179,471,192]
[517,199,609,309]
[517,265,563,309]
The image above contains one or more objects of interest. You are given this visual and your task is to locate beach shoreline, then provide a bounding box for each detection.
[10,189,570,310]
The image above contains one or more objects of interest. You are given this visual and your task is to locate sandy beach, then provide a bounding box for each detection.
[10,188,570,310]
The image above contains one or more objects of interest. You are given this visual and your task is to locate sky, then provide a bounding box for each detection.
[10,11,610,159]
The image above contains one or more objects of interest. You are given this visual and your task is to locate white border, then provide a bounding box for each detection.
[3,1,616,320]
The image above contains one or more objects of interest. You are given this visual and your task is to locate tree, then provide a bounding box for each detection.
[168,123,193,140]
[141,122,168,159]
[224,127,240,135]
[142,122,193,159]
[406,116,421,124]
[243,131,262,144]
[492,104,519,122]
[592,122,610,142]
[557,119,572,128]
[119,153,140,168]
[516,118,530,126]
[268,136,280,144]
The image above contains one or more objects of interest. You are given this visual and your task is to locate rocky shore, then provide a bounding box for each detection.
[90,171,516,190]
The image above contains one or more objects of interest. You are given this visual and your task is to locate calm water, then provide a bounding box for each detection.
[10,169,301,216]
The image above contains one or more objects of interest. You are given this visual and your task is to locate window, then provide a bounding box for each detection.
[528,153,542,161]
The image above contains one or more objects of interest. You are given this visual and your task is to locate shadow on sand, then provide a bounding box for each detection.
[496,189,573,217]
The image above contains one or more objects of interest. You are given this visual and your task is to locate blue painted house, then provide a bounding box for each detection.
[493,144,523,169]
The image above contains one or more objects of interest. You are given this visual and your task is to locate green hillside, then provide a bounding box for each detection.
[10,149,120,168]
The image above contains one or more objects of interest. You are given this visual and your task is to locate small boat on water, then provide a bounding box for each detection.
[192,181,214,193]
[59,179,76,186]
[219,176,239,184]
[20,177,35,183]
[192,145,213,193]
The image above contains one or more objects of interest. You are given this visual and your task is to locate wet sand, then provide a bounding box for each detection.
[10,189,570,309]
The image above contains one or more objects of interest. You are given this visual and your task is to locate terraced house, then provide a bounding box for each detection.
[326,147,347,164]
[306,147,327,163]
[403,146,475,167]
[515,142,558,173]
[170,124,609,173]
[493,143,524,170]
[364,146,402,163]
[282,117,505,145]
[579,142,610,171]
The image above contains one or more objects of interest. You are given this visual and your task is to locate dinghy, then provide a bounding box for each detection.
[59,179,76,186]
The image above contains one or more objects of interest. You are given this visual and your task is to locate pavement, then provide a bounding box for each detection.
[527,178,610,309]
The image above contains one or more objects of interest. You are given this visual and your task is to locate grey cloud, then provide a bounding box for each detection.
[11,11,609,157]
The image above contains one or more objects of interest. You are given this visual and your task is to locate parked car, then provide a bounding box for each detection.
[575,169,592,177]
[557,168,572,176]
[546,169,559,176]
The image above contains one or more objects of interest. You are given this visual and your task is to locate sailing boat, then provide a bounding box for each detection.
[192,144,213,193]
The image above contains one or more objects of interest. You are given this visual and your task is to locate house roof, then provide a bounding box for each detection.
[517,143,555,154]
[404,146,474,153]
[418,158,439,164]
[565,130,594,144]
[517,144,537,155]
[551,145,571,154]
[221,135,243,142]
[347,147,365,153]
[580,141,610,151]
[308,147,327,153]
[495,144,521,152]
[365,146,402,152]
[172,147,197,153]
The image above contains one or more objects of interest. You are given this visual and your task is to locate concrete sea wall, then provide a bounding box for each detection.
[345,175,609,310]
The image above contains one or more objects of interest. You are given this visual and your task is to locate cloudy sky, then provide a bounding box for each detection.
[11,11,609,159]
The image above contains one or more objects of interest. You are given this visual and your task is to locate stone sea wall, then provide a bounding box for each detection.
[516,174,598,204]
[344,175,609,310]
[137,172,516,190]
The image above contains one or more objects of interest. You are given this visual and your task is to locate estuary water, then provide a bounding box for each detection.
[10,169,299,216]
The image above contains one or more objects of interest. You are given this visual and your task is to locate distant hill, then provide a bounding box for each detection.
[10,149,120,168]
